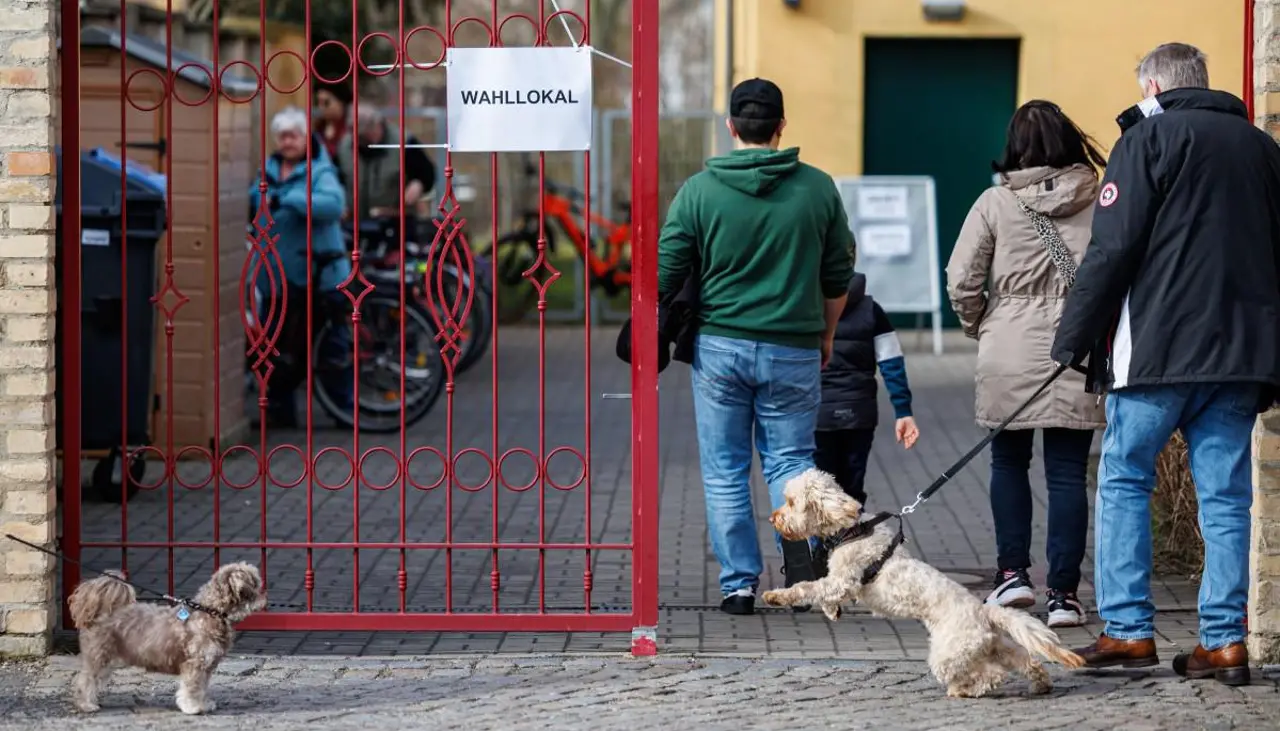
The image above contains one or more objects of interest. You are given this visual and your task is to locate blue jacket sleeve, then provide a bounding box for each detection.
[871,302,913,418]
[278,163,346,224]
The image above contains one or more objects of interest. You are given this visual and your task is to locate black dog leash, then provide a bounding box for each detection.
[826,364,1070,586]
[3,533,228,621]
[898,363,1069,516]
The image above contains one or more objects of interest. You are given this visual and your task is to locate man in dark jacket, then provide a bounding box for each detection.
[659,78,854,616]
[814,272,918,507]
[1051,43,1280,681]
[334,98,437,227]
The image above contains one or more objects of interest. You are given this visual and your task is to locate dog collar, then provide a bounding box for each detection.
[822,511,907,586]
[171,598,229,622]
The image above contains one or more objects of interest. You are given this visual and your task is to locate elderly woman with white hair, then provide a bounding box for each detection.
[248,105,353,427]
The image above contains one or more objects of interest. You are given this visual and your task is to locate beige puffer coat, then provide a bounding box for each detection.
[946,164,1106,431]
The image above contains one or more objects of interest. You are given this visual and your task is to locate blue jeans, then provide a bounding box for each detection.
[691,333,821,595]
[1096,383,1259,650]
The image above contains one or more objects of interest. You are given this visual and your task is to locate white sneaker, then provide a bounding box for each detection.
[1046,590,1087,628]
[985,568,1036,609]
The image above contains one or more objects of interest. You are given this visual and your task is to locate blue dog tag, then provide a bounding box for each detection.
[176,606,191,622]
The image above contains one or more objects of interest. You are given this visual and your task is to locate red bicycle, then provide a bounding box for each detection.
[482,157,631,322]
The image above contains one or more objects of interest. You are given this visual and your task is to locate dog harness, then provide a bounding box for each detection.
[822,511,907,586]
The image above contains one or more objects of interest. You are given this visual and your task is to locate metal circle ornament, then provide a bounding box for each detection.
[1099,182,1119,208]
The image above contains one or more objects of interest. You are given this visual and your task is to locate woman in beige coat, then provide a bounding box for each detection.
[946,100,1107,629]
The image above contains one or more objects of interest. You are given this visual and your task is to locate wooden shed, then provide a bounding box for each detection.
[59,27,254,452]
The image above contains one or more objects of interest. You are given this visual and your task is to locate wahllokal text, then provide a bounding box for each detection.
[460,89,582,105]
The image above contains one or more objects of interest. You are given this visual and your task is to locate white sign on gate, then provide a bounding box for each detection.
[446,46,594,153]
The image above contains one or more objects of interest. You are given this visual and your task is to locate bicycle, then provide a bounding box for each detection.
[481,155,632,323]
[350,215,493,375]
[243,246,447,433]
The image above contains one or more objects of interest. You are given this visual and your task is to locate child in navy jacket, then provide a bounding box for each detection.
[816,272,919,506]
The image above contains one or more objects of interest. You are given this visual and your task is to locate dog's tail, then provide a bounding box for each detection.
[982,604,1085,668]
[68,571,136,629]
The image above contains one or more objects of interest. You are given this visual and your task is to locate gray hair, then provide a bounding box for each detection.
[270,106,309,137]
[355,100,384,127]
[1136,43,1209,92]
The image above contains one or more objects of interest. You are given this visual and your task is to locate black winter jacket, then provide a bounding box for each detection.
[1051,88,1280,407]
[818,273,912,430]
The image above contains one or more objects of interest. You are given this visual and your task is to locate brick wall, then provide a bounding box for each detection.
[0,0,58,657]
[1253,0,1280,663]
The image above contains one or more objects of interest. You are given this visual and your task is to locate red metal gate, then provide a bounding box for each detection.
[59,0,660,654]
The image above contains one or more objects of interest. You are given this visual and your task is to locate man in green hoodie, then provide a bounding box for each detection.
[659,78,854,615]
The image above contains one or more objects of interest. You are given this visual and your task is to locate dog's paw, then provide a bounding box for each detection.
[761,590,785,607]
[73,701,100,714]
[1029,681,1052,695]
[820,603,842,622]
[176,698,203,715]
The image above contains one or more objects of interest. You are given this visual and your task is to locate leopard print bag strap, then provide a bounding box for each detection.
[1014,195,1078,289]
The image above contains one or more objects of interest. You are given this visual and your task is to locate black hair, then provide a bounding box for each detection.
[730,102,782,145]
[314,82,352,107]
[991,100,1108,174]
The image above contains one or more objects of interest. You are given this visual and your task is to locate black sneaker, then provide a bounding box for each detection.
[984,568,1036,609]
[781,539,818,613]
[1045,589,1087,628]
[811,541,830,580]
[720,588,755,615]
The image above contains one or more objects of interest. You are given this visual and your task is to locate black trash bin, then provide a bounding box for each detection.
[55,147,167,503]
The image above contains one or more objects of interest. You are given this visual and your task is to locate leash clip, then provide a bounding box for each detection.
[900,492,925,515]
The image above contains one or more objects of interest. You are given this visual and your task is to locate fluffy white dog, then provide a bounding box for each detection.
[68,563,266,714]
[762,469,1084,697]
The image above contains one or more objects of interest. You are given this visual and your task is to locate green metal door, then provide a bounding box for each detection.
[862,38,1020,328]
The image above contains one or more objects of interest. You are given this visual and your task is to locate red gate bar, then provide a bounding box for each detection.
[629,0,661,657]
[59,0,84,628]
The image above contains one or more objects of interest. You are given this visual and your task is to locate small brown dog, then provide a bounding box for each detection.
[68,563,266,714]
[763,469,1084,697]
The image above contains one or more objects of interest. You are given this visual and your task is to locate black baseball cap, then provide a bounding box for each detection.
[730,78,784,120]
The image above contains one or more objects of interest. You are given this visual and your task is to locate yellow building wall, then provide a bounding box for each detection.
[716,0,1244,176]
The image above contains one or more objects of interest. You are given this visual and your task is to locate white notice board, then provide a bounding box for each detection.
[446,46,593,152]
[835,176,944,355]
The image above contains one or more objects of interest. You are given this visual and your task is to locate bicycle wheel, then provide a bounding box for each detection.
[449,267,493,374]
[411,257,492,375]
[479,231,539,324]
[313,294,446,433]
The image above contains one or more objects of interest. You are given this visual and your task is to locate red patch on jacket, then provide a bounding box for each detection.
[1099,182,1119,208]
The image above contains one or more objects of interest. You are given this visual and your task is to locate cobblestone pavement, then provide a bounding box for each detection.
[4,655,1280,730]
[65,327,1203,656]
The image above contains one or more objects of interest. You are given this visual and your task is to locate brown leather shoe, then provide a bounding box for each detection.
[1172,643,1251,686]
[1073,634,1159,668]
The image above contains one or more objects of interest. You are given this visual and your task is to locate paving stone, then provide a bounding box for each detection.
[7,656,1280,730]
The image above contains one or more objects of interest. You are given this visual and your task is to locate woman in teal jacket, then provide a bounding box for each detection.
[248,106,352,427]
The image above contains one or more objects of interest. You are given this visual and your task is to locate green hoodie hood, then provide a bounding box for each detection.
[704,147,801,197]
